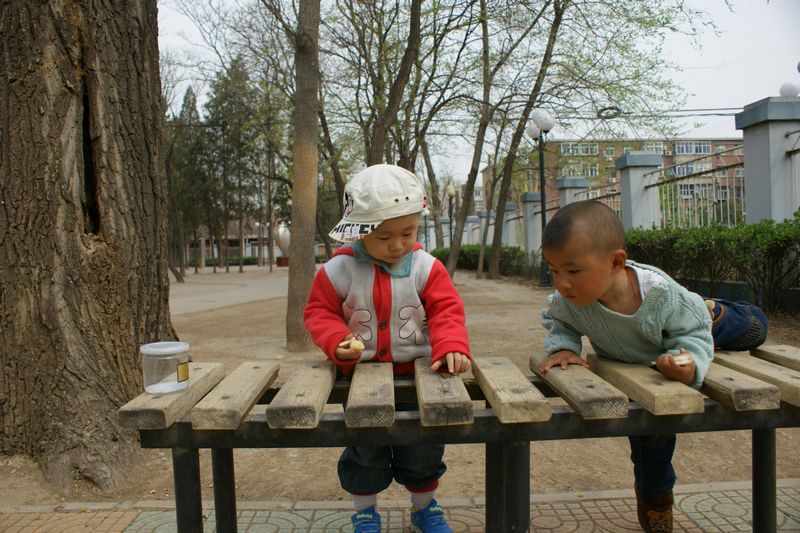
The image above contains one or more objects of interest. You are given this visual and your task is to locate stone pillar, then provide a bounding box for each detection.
[522,192,543,268]
[616,152,662,230]
[556,178,589,207]
[735,97,800,223]
[501,203,517,246]
[465,215,479,245]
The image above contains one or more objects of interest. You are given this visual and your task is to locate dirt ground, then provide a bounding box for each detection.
[2,269,799,508]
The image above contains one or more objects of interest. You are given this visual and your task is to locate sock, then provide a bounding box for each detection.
[410,489,435,511]
[353,493,377,512]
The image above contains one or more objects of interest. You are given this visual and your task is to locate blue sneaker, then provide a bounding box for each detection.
[410,499,453,533]
[351,505,381,533]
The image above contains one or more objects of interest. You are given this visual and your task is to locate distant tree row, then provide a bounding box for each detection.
[163,0,720,278]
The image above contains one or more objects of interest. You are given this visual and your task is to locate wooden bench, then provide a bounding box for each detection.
[118,346,800,533]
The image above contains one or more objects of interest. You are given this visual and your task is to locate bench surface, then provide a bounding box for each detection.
[119,345,800,436]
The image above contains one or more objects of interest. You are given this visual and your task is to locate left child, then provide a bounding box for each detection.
[303,163,471,533]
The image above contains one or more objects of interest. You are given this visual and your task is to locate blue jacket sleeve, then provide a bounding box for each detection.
[660,290,714,388]
[540,297,584,357]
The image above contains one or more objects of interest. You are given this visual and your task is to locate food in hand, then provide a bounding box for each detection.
[338,337,365,351]
[673,353,693,366]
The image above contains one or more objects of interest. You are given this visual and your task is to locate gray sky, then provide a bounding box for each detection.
[660,0,800,138]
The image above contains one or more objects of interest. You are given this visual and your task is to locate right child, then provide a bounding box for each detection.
[536,200,767,533]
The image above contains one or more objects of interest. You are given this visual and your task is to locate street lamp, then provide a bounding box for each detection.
[527,109,556,287]
[446,184,456,248]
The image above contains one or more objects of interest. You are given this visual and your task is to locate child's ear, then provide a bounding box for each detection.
[610,249,628,272]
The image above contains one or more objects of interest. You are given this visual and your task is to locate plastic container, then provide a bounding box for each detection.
[141,341,190,394]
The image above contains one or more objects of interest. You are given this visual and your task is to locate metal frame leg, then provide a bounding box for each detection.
[752,428,777,533]
[212,448,237,533]
[172,447,203,532]
[485,441,530,532]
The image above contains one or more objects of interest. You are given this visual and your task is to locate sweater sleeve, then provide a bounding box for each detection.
[419,260,471,362]
[540,296,584,357]
[660,290,714,388]
[303,266,359,374]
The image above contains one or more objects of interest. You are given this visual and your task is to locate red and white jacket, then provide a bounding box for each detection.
[303,243,471,376]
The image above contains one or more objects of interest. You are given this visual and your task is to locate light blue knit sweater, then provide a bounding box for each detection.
[540,261,713,388]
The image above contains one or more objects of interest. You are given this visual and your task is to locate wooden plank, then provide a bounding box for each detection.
[701,362,780,411]
[473,357,551,423]
[587,354,705,415]
[529,353,628,419]
[191,361,280,429]
[118,362,225,429]
[414,358,473,426]
[714,351,800,407]
[265,361,335,429]
[345,363,395,428]
[751,344,800,372]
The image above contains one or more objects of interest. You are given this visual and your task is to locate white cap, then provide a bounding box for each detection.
[328,164,428,242]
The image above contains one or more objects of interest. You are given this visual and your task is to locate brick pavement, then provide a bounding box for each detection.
[1,480,798,532]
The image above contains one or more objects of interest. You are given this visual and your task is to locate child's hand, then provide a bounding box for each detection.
[336,334,364,360]
[431,352,471,374]
[655,348,696,385]
[537,350,588,373]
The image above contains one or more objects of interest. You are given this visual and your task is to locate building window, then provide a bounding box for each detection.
[604,146,616,158]
[673,163,694,177]
[674,142,693,154]
[678,183,694,198]
[643,141,663,153]
[560,142,598,156]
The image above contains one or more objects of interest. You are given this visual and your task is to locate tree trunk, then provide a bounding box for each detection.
[0,1,173,491]
[285,0,320,351]
[365,0,421,166]
[488,0,564,278]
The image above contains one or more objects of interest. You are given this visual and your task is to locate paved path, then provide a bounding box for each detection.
[168,266,290,315]
[1,480,798,532]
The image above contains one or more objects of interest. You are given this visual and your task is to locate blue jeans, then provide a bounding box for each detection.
[337,402,447,495]
[710,299,768,351]
[629,434,676,499]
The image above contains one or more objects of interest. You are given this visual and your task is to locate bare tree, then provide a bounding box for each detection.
[1,1,172,489]
[285,0,321,351]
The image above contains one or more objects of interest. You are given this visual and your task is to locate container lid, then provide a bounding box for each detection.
[140,341,190,356]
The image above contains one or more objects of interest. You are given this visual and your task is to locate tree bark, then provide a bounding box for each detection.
[0,1,173,490]
[285,0,320,351]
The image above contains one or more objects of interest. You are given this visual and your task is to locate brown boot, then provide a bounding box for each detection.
[635,484,673,533]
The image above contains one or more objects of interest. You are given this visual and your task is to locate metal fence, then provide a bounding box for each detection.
[573,146,745,228]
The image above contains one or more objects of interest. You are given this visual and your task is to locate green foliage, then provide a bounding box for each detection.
[625,215,800,312]
[431,245,529,277]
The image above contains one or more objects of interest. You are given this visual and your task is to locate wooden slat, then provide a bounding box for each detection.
[191,361,280,429]
[118,362,225,429]
[265,361,335,429]
[345,363,395,427]
[529,353,628,419]
[701,362,780,411]
[714,351,800,407]
[587,354,704,415]
[414,358,473,427]
[751,344,800,372]
[473,357,551,423]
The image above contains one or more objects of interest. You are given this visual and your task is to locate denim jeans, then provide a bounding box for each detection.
[629,434,676,499]
[337,402,447,495]
[710,299,768,351]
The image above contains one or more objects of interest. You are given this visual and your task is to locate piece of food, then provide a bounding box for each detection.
[673,353,693,366]
[338,337,365,351]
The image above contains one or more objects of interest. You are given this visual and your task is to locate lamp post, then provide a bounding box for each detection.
[527,109,556,287]
[446,184,455,248]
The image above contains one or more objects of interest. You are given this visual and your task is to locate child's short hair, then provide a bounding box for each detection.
[542,200,625,255]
